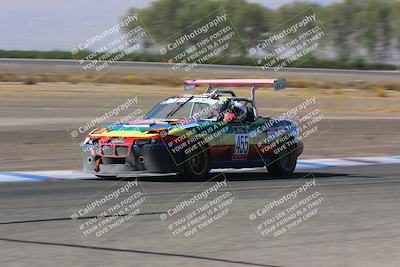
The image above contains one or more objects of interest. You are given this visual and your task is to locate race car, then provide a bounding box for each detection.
[82,79,303,180]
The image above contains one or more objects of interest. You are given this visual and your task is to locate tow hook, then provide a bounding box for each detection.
[94,158,101,172]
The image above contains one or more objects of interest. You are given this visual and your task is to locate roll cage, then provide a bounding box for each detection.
[183,78,286,118]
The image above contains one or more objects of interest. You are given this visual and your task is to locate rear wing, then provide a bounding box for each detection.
[184,78,286,90]
[183,78,286,101]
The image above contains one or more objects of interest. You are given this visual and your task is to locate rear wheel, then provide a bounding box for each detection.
[267,146,297,176]
[183,148,210,181]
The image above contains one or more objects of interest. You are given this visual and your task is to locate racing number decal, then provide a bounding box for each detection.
[235,134,249,154]
[233,127,249,160]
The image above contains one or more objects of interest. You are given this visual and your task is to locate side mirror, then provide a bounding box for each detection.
[223,112,237,122]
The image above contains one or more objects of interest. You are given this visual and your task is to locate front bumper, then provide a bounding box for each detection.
[83,143,184,175]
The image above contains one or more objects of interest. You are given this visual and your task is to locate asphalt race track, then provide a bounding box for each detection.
[1,164,399,267]
[1,58,399,266]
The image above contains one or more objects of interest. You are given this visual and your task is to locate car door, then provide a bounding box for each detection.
[220,100,261,166]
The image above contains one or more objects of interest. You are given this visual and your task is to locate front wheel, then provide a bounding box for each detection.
[267,147,297,176]
[182,149,210,181]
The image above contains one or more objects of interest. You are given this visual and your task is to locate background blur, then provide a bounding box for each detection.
[1,0,399,69]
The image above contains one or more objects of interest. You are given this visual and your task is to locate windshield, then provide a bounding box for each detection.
[144,97,221,120]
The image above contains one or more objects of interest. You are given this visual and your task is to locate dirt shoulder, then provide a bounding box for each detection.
[0,82,399,171]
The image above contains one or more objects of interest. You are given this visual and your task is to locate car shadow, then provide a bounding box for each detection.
[90,170,350,183]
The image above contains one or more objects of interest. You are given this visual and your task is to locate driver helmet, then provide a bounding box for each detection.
[233,101,247,120]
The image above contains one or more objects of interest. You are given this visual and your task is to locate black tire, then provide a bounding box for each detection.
[183,148,210,181]
[267,146,297,176]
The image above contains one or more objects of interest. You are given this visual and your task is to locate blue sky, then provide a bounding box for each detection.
[0,0,338,50]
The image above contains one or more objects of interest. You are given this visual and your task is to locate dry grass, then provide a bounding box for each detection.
[319,81,342,89]
[332,88,346,96]
[0,72,400,98]
[287,79,317,88]
[382,82,400,91]
[1,82,399,115]
[23,78,37,85]
[0,73,18,82]
[372,86,388,97]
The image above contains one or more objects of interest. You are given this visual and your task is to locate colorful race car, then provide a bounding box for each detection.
[82,79,303,180]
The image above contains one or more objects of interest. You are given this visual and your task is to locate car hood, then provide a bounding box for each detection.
[87,119,212,138]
